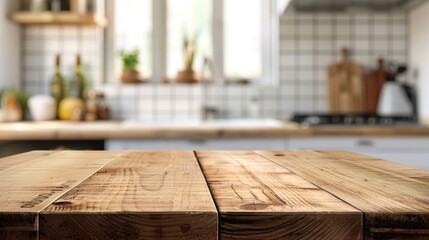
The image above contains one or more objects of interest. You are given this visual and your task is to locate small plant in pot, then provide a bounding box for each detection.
[176,33,200,84]
[119,49,142,83]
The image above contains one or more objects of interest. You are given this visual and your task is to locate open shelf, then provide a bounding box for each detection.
[10,12,108,27]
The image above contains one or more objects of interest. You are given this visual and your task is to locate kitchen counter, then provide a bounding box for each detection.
[1,150,428,239]
[1,120,429,140]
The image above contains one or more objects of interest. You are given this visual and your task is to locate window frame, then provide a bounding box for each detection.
[105,0,279,86]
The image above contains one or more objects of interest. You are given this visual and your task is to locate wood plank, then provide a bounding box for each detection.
[0,151,120,240]
[40,151,218,240]
[0,151,53,172]
[196,151,362,239]
[325,151,429,184]
[258,150,429,240]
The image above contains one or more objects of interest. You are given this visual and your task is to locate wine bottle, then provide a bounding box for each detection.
[50,54,66,104]
[69,54,87,100]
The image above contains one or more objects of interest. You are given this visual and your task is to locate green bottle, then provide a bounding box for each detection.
[50,54,66,104]
[70,54,87,100]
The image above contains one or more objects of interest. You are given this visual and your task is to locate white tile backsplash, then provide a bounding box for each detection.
[299,39,314,51]
[277,12,408,118]
[299,24,314,36]
[20,12,409,121]
[354,24,370,36]
[373,24,389,36]
[22,25,104,104]
[317,24,333,36]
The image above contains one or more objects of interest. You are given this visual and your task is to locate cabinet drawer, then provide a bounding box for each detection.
[106,139,287,151]
[288,137,429,151]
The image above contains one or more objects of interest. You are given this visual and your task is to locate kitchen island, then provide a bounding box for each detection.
[0,151,428,239]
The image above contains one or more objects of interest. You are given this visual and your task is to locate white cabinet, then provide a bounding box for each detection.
[107,137,429,170]
[288,137,429,170]
[106,139,287,151]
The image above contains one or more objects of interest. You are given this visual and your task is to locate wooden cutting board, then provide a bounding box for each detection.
[328,49,367,114]
[366,59,389,114]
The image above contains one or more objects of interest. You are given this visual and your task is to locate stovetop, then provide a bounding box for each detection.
[291,114,419,127]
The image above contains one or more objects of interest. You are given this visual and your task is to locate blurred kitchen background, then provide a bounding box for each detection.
[2,0,429,169]
[1,0,428,121]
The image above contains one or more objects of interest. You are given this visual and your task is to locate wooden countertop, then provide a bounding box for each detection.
[1,150,428,239]
[1,121,429,140]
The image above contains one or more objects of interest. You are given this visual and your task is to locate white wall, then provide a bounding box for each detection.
[411,1,429,117]
[0,1,20,89]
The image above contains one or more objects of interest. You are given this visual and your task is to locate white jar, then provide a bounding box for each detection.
[29,95,57,121]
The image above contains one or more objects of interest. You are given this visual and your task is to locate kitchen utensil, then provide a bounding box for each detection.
[29,95,56,121]
[402,84,418,115]
[366,59,390,114]
[328,48,366,114]
[378,82,413,116]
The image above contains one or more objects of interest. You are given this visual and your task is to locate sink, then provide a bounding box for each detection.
[121,119,284,128]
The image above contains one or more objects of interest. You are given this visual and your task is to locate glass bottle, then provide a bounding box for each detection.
[50,54,66,104]
[69,54,87,100]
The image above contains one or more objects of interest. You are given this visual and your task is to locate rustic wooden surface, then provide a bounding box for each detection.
[40,151,218,240]
[196,151,362,239]
[0,151,121,240]
[258,150,429,240]
[2,150,429,239]
[2,121,429,141]
[0,151,53,171]
[326,151,429,184]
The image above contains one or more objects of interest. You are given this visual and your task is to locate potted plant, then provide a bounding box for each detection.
[176,33,199,83]
[119,49,142,83]
[0,88,28,122]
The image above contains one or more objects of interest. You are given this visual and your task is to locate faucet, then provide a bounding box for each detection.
[200,57,220,121]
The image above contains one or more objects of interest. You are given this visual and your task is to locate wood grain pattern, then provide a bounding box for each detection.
[258,150,429,240]
[196,151,362,239]
[40,151,218,240]
[0,151,120,240]
[0,151,53,172]
[325,151,429,184]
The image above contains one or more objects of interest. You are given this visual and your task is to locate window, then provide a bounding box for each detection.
[114,0,152,79]
[166,0,212,78]
[224,0,262,80]
[110,0,278,85]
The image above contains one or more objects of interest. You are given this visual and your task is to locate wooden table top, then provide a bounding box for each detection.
[0,151,428,239]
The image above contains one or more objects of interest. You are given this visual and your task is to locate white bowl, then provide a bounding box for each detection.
[29,95,57,121]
